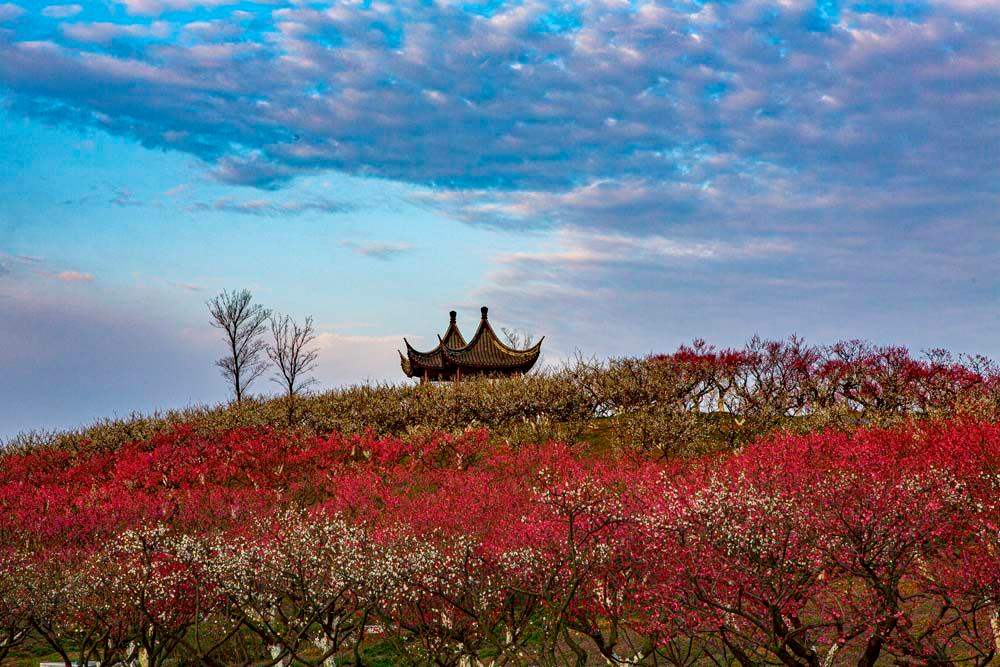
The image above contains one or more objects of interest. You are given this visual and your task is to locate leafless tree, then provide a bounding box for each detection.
[501,327,535,350]
[502,327,545,374]
[207,289,271,404]
[268,314,319,425]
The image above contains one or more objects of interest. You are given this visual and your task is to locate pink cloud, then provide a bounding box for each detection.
[55,270,95,282]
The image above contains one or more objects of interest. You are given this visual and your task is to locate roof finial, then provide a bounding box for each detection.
[449,310,457,324]
[481,306,489,320]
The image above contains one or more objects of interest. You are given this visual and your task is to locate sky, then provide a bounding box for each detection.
[1,0,998,438]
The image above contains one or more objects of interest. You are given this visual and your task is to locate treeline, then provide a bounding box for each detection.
[1,420,998,666]
[6,336,1000,458]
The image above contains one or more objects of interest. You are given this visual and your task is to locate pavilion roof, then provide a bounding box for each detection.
[401,311,466,371]
[399,307,543,378]
[441,307,543,369]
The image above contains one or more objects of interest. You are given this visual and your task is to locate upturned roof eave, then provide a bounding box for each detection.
[401,309,544,376]
[441,328,542,369]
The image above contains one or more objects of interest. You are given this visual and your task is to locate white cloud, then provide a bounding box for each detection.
[495,229,794,268]
[61,20,172,44]
[115,0,237,17]
[41,4,82,18]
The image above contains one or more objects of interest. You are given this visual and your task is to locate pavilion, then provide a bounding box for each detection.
[399,307,543,382]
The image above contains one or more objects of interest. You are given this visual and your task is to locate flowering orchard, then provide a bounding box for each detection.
[2,420,999,666]
[9,337,1000,459]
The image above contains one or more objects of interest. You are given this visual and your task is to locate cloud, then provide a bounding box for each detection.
[61,20,172,44]
[475,218,1000,361]
[208,154,300,190]
[7,253,43,264]
[109,187,144,207]
[41,4,82,19]
[191,195,354,217]
[114,0,241,17]
[0,3,23,22]
[494,229,793,269]
[1,0,999,368]
[170,281,206,292]
[0,1,993,232]
[0,254,44,281]
[181,19,245,41]
[55,270,94,282]
[341,241,415,261]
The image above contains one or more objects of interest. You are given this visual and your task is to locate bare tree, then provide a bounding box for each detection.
[502,327,545,374]
[207,289,271,404]
[501,327,535,350]
[267,314,319,425]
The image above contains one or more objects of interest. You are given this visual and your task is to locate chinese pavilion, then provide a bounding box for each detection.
[399,307,543,382]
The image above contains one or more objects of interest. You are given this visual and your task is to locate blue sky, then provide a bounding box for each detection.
[1,0,998,438]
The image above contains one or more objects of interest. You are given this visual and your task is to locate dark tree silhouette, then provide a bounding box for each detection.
[207,289,271,403]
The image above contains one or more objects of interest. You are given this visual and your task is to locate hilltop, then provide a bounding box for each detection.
[5,336,998,460]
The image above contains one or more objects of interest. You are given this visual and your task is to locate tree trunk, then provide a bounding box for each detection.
[822,642,841,667]
[269,644,290,667]
[857,635,882,667]
[991,607,1000,660]
[562,627,588,667]
[314,635,337,667]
